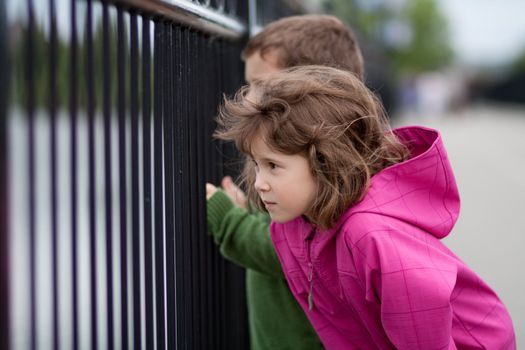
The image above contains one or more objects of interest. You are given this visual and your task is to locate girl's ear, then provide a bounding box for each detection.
[316,152,326,167]
[308,144,326,170]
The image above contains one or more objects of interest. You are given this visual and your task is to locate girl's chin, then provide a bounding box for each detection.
[269,214,303,224]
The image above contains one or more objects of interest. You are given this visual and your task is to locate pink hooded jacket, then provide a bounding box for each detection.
[271,126,515,349]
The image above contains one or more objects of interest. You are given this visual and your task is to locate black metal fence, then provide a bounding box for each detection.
[0,0,306,349]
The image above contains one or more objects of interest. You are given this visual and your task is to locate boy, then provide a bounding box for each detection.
[206,15,363,349]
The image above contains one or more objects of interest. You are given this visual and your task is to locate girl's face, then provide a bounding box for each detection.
[251,135,317,224]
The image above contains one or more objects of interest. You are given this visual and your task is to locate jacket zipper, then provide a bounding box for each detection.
[306,228,316,311]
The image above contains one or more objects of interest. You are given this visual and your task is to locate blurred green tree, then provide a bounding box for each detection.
[323,0,454,75]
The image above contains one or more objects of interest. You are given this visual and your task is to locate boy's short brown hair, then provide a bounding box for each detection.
[215,66,408,230]
[242,15,364,81]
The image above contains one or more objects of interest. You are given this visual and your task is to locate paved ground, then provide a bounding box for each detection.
[393,103,525,345]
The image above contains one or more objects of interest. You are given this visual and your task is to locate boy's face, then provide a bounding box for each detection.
[244,50,281,84]
[251,135,317,224]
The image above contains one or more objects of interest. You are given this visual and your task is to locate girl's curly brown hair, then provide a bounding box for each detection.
[215,65,409,230]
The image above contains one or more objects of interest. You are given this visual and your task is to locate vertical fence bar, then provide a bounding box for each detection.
[204,36,217,350]
[178,25,185,349]
[218,39,226,350]
[116,7,129,349]
[85,1,99,347]
[141,15,154,350]
[69,0,79,347]
[164,20,177,350]
[0,0,9,346]
[25,0,37,348]
[180,26,192,349]
[153,19,166,350]
[187,29,200,350]
[173,24,187,350]
[212,40,223,345]
[48,0,60,346]
[129,11,142,350]
[101,3,115,349]
[196,33,207,350]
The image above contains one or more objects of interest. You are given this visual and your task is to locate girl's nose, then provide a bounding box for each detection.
[254,174,270,192]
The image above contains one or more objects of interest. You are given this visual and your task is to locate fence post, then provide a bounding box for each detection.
[0,0,10,347]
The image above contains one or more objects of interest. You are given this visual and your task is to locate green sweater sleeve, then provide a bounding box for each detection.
[207,189,283,278]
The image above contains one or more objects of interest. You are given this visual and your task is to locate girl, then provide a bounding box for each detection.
[214,65,516,349]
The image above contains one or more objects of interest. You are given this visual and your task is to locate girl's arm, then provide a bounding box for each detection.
[344,225,458,349]
[206,189,283,278]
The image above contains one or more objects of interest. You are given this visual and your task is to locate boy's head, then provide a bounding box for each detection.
[242,15,364,84]
[216,66,408,230]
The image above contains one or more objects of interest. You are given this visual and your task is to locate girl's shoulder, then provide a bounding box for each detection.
[340,211,391,241]
[339,210,416,249]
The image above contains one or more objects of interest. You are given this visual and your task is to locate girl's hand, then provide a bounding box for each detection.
[206,183,218,200]
[221,176,247,208]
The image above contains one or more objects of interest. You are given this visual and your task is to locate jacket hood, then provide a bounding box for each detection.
[346,125,461,239]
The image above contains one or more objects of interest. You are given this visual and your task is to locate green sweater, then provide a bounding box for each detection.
[207,190,323,350]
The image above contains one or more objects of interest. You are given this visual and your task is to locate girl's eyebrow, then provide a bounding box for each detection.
[258,156,282,165]
[251,153,271,162]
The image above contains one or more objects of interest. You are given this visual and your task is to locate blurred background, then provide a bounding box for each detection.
[317,0,525,114]
[316,0,525,343]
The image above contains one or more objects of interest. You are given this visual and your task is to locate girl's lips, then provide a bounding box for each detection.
[263,201,276,210]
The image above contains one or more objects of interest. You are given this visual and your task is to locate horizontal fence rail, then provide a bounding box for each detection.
[106,0,246,39]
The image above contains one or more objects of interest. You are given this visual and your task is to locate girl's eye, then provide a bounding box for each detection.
[268,162,278,170]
